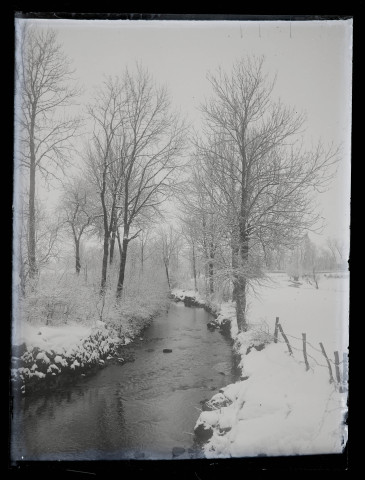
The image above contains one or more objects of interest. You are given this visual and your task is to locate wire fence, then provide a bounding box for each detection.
[273,317,348,393]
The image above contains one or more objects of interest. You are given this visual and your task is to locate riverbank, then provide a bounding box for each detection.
[11,299,168,396]
[11,302,237,461]
[171,274,349,457]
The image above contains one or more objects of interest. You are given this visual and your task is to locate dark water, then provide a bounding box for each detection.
[11,303,237,461]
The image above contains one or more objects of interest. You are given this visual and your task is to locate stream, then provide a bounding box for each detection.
[11,302,238,460]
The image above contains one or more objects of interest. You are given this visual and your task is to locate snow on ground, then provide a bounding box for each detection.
[13,274,349,453]
[197,341,347,458]
[11,319,122,394]
[12,287,166,394]
[13,322,96,357]
[190,272,349,458]
[246,273,349,359]
[171,288,206,304]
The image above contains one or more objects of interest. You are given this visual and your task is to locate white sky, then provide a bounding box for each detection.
[16,18,352,248]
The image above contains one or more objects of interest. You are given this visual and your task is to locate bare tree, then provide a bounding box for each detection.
[198,56,339,331]
[179,217,200,292]
[114,66,187,298]
[15,23,80,279]
[86,67,186,297]
[19,197,62,291]
[86,77,125,293]
[15,193,31,297]
[158,226,181,289]
[139,228,151,273]
[178,169,217,296]
[60,176,95,274]
[326,237,347,270]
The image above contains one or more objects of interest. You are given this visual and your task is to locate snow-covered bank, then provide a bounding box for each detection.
[171,289,207,308]
[11,303,166,396]
[11,322,121,395]
[174,273,349,457]
[195,339,348,457]
[171,289,221,319]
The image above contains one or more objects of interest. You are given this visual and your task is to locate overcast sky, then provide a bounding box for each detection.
[16,18,352,247]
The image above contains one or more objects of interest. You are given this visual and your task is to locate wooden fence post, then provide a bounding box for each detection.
[302,333,310,371]
[274,317,279,343]
[342,352,348,388]
[278,323,293,355]
[319,342,334,384]
[333,351,341,383]
[334,351,343,392]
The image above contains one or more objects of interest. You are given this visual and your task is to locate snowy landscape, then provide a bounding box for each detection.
[11,17,351,468]
[173,272,348,458]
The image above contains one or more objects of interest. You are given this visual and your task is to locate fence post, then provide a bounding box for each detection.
[319,342,334,384]
[274,317,279,343]
[278,323,293,355]
[302,333,310,371]
[342,352,348,389]
[334,351,343,392]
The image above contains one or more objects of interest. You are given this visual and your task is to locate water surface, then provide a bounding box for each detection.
[11,303,237,460]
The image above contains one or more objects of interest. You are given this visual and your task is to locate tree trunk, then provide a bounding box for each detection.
[100,234,109,294]
[75,239,81,274]
[204,258,209,296]
[109,214,117,265]
[109,231,116,265]
[235,275,247,332]
[192,243,197,292]
[208,259,214,294]
[235,143,249,332]
[19,262,26,297]
[235,218,249,332]
[202,217,209,296]
[231,241,239,302]
[141,241,144,272]
[99,163,111,294]
[236,233,249,332]
[28,160,37,279]
[165,262,171,290]
[230,224,240,302]
[116,235,129,298]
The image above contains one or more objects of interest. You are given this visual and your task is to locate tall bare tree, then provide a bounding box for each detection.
[86,66,186,297]
[199,56,339,331]
[114,66,187,298]
[15,24,80,279]
[86,77,125,293]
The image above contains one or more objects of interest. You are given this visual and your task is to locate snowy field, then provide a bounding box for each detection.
[192,272,349,458]
[245,272,349,357]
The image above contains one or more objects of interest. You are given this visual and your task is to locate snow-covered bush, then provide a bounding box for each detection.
[16,251,169,331]
[248,321,275,346]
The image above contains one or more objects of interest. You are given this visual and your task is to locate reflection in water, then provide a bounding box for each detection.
[11,303,237,460]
